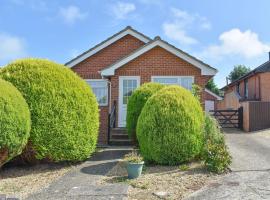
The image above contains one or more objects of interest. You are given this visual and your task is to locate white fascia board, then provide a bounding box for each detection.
[101,40,217,76]
[205,88,223,100]
[66,29,150,68]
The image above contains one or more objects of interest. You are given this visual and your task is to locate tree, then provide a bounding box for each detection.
[228,65,251,82]
[206,79,220,96]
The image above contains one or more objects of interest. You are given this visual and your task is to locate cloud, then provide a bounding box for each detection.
[59,5,87,25]
[111,2,136,19]
[163,23,198,45]
[0,33,26,65]
[201,29,270,59]
[162,8,211,46]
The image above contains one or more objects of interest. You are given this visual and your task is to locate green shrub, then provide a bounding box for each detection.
[126,82,164,141]
[203,115,232,173]
[1,58,99,162]
[203,114,224,143]
[0,79,31,166]
[136,85,204,165]
[191,84,201,101]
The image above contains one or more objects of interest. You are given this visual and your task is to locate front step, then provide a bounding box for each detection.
[111,133,129,140]
[110,128,132,146]
[109,139,133,146]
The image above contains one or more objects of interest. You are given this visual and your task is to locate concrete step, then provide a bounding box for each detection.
[109,128,133,146]
[111,133,129,140]
[109,139,133,146]
[111,128,127,134]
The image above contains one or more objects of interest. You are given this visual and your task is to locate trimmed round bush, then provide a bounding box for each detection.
[137,85,204,165]
[0,59,99,162]
[126,82,164,141]
[0,79,31,166]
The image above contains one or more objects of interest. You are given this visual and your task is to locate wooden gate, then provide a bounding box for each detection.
[210,107,243,129]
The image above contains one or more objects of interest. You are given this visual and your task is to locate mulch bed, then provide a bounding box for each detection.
[0,163,74,199]
[100,161,221,200]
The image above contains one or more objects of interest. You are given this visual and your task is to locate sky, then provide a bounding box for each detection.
[0,0,270,87]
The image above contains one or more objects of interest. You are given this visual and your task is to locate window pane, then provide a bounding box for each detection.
[153,78,178,85]
[244,80,248,98]
[127,80,132,87]
[122,79,137,105]
[86,80,108,106]
[181,77,193,90]
[152,76,193,90]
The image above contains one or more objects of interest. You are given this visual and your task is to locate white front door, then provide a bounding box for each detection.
[205,100,215,113]
[118,76,140,127]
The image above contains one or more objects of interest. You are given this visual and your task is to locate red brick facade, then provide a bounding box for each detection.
[71,32,214,145]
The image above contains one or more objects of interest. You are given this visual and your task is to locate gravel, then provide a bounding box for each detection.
[0,163,74,199]
[100,161,220,200]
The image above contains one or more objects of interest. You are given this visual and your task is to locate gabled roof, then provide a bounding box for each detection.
[205,88,223,100]
[65,26,151,68]
[101,37,217,76]
[222,60,270,90]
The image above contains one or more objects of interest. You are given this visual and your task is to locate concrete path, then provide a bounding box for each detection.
[187,129,270,200]
[27,147,132,200]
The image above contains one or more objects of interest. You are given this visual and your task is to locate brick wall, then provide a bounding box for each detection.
[72,35,145,79]
[259,72,270,101]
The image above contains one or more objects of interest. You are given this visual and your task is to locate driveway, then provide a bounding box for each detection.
[187,128,270,200]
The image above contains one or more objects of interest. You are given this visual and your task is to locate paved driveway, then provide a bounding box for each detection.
[187,128,270,200]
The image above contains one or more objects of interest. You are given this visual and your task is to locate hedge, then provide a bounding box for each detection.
[0,79,31,166]
[126,82,164,141]
[0,58,99,162]
[136,85,204,165]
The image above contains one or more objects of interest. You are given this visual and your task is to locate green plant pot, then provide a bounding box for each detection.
[126,161,144,179]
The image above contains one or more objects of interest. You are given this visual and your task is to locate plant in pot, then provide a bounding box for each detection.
[124,151,144,179]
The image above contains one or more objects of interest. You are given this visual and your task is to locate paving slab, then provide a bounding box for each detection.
[186,129,270,200]
[67,184,128,196]
[26,147,132,200]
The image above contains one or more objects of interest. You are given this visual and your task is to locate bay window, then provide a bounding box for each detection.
[151,76,194,90]
[86,80,108,106]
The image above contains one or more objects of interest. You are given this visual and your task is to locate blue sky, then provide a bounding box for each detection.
[0,0,269,87]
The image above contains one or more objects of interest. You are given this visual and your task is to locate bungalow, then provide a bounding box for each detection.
[66,26,217,145]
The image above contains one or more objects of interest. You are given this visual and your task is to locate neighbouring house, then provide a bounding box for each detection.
[204,88,223,112]
[219,55,270,132]
[65,26,217,145]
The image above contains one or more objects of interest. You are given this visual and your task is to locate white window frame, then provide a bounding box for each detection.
[85,79,108,106]
[151,76,194,90]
